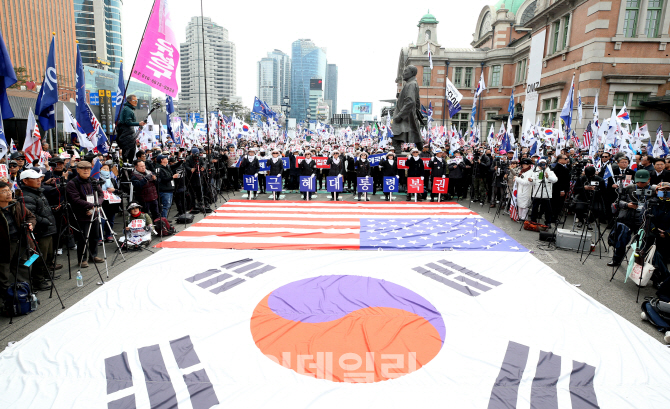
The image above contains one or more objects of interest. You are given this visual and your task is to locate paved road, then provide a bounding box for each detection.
[1,191,665,351]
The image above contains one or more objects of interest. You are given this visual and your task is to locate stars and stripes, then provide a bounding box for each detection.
[582,121,593,149]
[156,201,526,252]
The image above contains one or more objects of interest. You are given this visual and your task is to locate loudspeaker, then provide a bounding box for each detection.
[539,231,555,242]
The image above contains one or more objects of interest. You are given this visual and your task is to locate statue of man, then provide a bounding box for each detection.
[392,65,424,152]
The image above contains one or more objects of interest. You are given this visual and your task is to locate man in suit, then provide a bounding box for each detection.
[651,157,670,186]
[551,154,571,221]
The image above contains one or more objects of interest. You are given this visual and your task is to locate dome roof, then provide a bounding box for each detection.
[418,10,439,26]
[494,0,526,14]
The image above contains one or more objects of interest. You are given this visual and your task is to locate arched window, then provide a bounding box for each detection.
[425,29,432,41]
[479,12,492,39]
[520,1,537,26]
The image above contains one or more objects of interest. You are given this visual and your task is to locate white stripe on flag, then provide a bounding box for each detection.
[186,226,361,234]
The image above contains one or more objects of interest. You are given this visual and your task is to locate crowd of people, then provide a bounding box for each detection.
[2,131,670,315]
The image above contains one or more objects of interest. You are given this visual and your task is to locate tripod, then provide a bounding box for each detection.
[52,182,77,280]
[76,183,125,285]
[26,228,65,309]
[519,169,553,232]
[575,184,607,262]
[492,182,509,223]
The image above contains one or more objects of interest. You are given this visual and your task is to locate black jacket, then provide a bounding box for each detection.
[380,158,398,177]
[573,175,606,213]
[476,154,491,176]
[551,163,571,196]
[269,158,284,176]
[239,156,260,176]
[20,185,57,237]
[448,160,465,179]
[616,184,649,226]
[156,164,175,192]
[345,156,356,174]
[326,157,345,176]
[651,170,670,186]
[428,157,448,178]
[407,155,424,178]
[117,102,139,151]
[299,159,317,176]
[356,160,371,177]
[65,176,105,222]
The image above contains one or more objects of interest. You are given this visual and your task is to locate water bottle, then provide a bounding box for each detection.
[30,294,38,311]
[76,271,84,287]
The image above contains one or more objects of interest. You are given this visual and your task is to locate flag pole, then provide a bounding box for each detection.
[112,0,156,137]
[200,0,212,167]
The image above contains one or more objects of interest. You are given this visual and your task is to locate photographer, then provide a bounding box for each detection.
[604,156,636,220]
[529,158,558,228]
[156,155,179,219]
[550,154,571,220]
[117,95,146,163]
[169,157,187,216]
[573,166,606,229]
[131,160,160,220]
[0,181,36,293]
[65,161,105,268]
[649,182,670,286]
[448,151,466,199]
[19,170,61,291]
[608,170,652,267]
[473,148,491,205]
[489,151,509,208]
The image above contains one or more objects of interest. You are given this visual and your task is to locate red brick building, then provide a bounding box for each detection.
[398,2,670,141]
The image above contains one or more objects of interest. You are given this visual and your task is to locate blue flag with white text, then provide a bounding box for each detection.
[0,30,17,120]
[115,61,125,123]
[35,36,58,131]
[76,45,94,133]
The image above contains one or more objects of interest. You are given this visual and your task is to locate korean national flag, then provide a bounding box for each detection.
[243,175,258,191]
[326,176,343,193]
[383,176,399,193]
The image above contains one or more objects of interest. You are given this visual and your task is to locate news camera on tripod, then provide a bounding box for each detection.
[573,166,606,229]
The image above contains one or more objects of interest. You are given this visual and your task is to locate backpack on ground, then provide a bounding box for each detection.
[1,282,33,317]
[153,217,176,236]
[523,220,548,232]
[176,213,194,224]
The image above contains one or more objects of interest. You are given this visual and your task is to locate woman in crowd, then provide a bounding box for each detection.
[326,150,345,201]
[299,151,317,200]
[380,152,398,201]
[356,151,371,201]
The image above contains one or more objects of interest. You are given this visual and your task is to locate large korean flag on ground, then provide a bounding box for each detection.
[1,202,670,408]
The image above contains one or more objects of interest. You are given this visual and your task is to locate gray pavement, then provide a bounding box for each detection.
[1,191,666,351]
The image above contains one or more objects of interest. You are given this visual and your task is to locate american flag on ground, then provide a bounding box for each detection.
[156,200,526,252]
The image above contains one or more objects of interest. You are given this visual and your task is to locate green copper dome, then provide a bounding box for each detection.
[494,0,526,14]
[418,10,439,26]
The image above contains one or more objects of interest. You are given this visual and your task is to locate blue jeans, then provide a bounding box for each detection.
[160,192,173,219]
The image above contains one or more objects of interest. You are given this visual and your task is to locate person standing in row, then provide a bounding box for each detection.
[429,148,448,202]
[299,151,317,200]
[356,151,371,201]
[380,152,398,201]
[239,148,260,199]
[269,149,284,200]
[406,148,424,201]
[326,150,345,201]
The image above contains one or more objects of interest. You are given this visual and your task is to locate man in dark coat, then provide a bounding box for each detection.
[550,154,571,219]
[392,65,423,152]
[326,150,345,201]
[428,149,448,202]
[116,95,146,163]
[20,170,62,290]
[65,161,105,268]
[299,151,317,200]
[239,148,260,199]
[131,160,160,220]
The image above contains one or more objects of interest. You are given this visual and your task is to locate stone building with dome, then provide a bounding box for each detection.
[397,3,670,141]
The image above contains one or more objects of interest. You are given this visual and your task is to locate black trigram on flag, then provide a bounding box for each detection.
[488,341,600,409]
[104,336,219,409]
[411,259,502,297]
[185,258,276,295]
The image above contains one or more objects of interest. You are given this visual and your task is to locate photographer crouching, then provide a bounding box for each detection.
[65,161,105,268]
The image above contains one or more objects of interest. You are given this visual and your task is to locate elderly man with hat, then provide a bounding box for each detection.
[406,148,424,201]
[326,150,345,201]
[20,169,62,290]
[65,161,105,268]
[380,151,399,201]
[428,148,448,202]
[156,154,179,219]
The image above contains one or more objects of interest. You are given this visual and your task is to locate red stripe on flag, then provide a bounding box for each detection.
[176,231,360,239]
[154,242,360,250]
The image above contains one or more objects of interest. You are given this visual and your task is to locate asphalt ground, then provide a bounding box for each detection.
[1,188,667,351]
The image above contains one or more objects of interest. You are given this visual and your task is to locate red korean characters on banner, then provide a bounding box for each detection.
[421,158,431,170]
[0,164,7,179]
[432,177,449,193]
[407,177,424,193]
[397,157,408,169]
[295,157,330,169]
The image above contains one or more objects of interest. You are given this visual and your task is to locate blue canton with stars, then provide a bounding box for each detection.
[359,217,527,251]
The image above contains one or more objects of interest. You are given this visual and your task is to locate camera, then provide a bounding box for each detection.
[590,181,600,186]
[636,188,653,197]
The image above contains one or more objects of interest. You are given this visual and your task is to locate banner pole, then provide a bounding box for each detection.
[200,0,212,167]
[112,0,156,137]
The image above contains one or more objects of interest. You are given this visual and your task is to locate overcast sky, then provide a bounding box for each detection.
[122,0,492,115]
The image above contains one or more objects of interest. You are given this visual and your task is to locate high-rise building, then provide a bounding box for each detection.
[290,39,326,122]
[0,0,77,95]
[266,49,290,105]
[325,64,338,118]
[257,50,291,108]
[179,16,236,116]
[309,78,323,120]
[73,0,123,75]
[257,57,278,107]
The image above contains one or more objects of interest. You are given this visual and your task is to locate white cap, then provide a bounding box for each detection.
[433,148,442,154]
[20,169,42,180]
